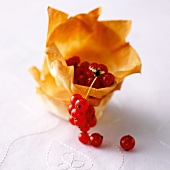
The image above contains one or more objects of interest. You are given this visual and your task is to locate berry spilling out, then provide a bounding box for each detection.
[78,132,90,145]
[66,56,115,88]
[90,133,103,147]
[75,98,89,112]
[120,135,135,151]
[68,93,103,146]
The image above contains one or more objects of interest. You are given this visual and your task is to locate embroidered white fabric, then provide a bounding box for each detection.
[0,0,170,169]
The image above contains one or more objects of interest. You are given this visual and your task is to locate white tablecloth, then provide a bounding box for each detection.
[0,0,170,169]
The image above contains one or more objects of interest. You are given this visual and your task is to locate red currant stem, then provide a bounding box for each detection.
[85,76,98,99]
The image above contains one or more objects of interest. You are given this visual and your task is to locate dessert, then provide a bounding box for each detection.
[29,7,141,146]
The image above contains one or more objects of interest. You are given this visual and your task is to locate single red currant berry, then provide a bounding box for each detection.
[120,135,135,151]
[76,75,86,86]
[86,69,95,78]
[86,105,95,120]
[93,78,101,88]
[76,111,86,120]
[86,107,95,122]
[79,124,90,132]
[75,98,89,112]
[70,94,82,106]
[71,108,80,118]
[90,133,103,147]
[86,77,101,88]
[75,118,87,127]
[71,109,86,120]
[101,73,115,87]
[75,67,84,77]
[68,104,74,114]
[89,63,98,70]
[78,132,90,145]
[66,56,80,66]
[89,117,97,127]
[87,63,98,77]
[86,77,94,87]
[98,64,108,73]
[80,61,89,70]
[69,115,76,125]
[87,105,95,115]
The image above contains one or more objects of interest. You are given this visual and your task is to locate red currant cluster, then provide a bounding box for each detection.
[68,94,103,147]
[66,56,115,88]
[66,56,136,150]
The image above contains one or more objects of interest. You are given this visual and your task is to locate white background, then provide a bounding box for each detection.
[0,0,170,169]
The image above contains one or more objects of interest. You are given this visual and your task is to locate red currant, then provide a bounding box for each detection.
[71,108,80,118]
[86,69,95,78]
[87,105,95,115]
[120,135,135,151]
[70,94,82,106]
[89,63,98,70]
[98,64,108,73]
[75,118,87,127]
[75,98,89,112]
[69,115,76,125]
[86,77,101,88]
[86,105,95,120]
[68,104,74,114]
[72,110,86,120]
[66,56,80,67]
[76,75,86,86]
[101,73,115,87]
[90,133,103,147]
[89,117,97,127]
[80,61,89,70]
[78,132,90,145]
[74,67,84,77]
[86,105,95,122]
[79,124,90,132]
